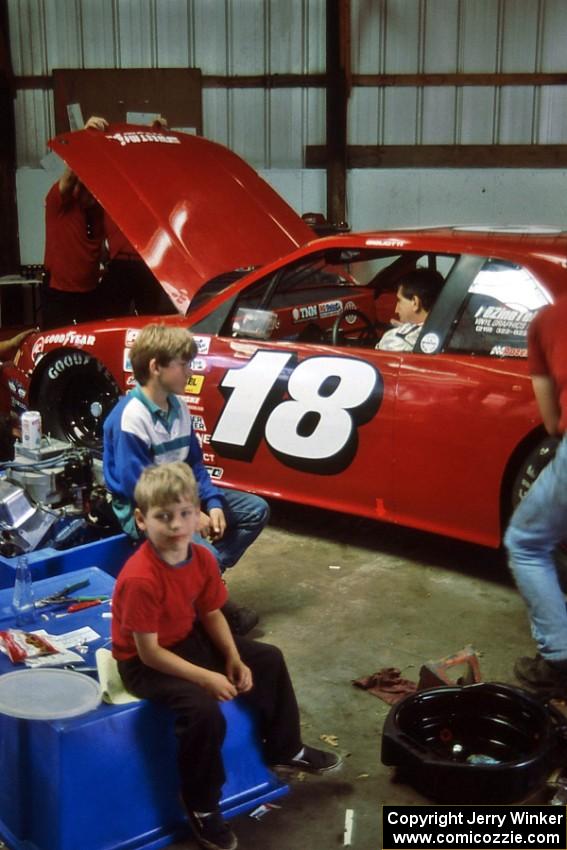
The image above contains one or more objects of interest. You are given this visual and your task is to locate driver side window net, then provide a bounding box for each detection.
[445,260,552,357]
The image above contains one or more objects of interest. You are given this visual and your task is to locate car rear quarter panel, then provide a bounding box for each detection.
[390,353,541,546]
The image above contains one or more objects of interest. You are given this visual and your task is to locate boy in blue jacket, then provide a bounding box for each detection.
[103,323,269,634]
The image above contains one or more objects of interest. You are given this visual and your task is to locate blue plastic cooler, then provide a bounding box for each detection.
[0,567,289,850]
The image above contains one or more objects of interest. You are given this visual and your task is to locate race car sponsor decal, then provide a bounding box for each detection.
[343,300,357,325]
[365,237,407,248]
[205,466,224,481]
[185,375,205,394]
[229,340,260,360]
[107,131,181,147]
[8,380,26,400]
[193,336,211,355]
[31,331,96,362]
[191,357,207,372]
[125,329,140,347]
[196,433,213,453]
[473,305,535,338]
[490,344,528,358]
[160,282,191,315]
[11,397,27,414]
[123,349,133,372]
[191,415,207,432]
[318,300,343,319]
[420,332,440,354]
[211,351,383,474]
[292,305,318,323]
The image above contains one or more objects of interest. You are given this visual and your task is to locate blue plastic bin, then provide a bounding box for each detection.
[0,568,288,850]
[0,532,133,589]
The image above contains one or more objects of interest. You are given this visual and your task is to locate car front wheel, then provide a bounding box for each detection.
[35,351,121,448]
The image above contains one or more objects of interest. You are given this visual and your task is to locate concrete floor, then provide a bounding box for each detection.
[169,501,543,850]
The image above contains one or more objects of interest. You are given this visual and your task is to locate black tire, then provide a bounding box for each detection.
[35,351,121,448]
[510,436,567,582]
[511,436,559,509]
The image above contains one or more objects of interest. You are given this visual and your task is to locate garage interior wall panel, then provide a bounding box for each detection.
[349,0,567,147]
[8,0,567,265]
[9,0,324,169]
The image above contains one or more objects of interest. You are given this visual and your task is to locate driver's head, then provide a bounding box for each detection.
[395,268,444,324]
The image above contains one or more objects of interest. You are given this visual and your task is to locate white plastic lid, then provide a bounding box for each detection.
[0,668,101,719]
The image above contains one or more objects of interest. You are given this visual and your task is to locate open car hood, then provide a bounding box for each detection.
[49,124,313,314]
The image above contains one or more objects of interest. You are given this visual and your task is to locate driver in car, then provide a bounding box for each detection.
[377,268,444,352]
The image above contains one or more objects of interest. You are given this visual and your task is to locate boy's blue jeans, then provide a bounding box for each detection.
[193,490,269,572]
[504,434,567,663]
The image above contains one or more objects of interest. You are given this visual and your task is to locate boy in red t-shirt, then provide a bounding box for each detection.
[112,461,340,850]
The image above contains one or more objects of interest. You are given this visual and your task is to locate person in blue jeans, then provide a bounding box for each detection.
[505,295,567,692]
[103,323,269,635]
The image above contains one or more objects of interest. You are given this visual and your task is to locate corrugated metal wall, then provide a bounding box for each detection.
[10,0,567,169]
[350,0,567,146]
[9,0,326,168]
[9,0,567,261]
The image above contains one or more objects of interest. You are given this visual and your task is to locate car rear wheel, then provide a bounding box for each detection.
[35,351,121,448]
[510,436,567,582]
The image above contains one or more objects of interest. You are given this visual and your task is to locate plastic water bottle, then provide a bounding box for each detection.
[12,556,35,628]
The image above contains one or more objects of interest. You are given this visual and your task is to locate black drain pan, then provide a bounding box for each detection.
[381,682,566,803]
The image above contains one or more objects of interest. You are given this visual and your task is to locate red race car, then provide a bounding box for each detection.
[5,124,565,550]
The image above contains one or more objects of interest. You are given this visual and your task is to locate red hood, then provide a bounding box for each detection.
[49,124,313,313]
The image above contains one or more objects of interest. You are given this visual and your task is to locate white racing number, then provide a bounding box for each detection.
[211,351,382,473]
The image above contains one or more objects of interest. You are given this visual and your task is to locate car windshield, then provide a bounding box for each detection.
[220,248,458,347]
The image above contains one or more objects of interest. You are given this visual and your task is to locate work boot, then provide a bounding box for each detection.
[514,654,567,692]
[221,599,259,636]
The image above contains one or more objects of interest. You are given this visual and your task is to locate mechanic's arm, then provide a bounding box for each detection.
[0,328,37,358]
[200,610,253,693]
[133,631,238,701]
[58,116,108,198]
[532,375,562,435]
[58,166,79,199]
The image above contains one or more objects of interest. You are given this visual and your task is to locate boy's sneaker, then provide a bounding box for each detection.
[187,810,237,850]
[276,744,342,774]
[514,654,567,692]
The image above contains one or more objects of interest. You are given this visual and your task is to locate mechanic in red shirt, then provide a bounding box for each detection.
[42,115,108,329]
[505,295,567,692]
[113,461,340,850]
